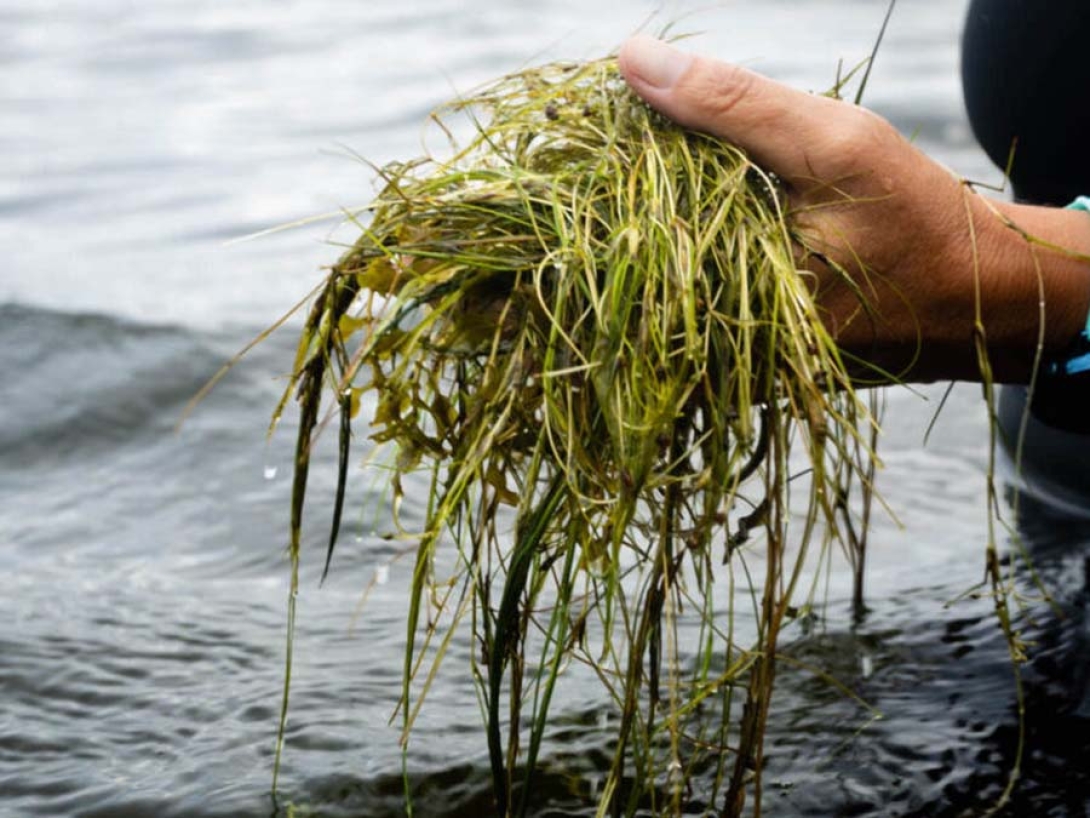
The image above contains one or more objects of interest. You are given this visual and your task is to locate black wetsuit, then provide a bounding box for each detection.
[962,0,1090,207]
[960,1,1090,508]
[962,0,1090,447]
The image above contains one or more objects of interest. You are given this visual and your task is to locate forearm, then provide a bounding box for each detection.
[972,198,1090,383]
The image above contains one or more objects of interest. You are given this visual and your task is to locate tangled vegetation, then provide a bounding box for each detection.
[274,53,901,817]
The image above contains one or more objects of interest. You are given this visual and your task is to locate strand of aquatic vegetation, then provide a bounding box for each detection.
[276,55,887,817]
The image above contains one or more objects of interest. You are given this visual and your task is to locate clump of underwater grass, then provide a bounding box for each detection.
[277,54,883,817]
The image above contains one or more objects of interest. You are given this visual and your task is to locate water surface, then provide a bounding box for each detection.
[5,1,1089,816]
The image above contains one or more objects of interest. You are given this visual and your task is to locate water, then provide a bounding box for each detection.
[4,0,1089,815]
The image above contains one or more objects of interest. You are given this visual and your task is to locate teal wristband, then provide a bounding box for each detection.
[1068,195,1090,214]
[1056,196,1090,376]
[1028,197,1090,431]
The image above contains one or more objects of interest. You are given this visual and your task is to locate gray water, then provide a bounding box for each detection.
[5,1,1090,816]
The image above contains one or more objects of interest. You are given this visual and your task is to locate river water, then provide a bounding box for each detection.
[4,0,1090,816]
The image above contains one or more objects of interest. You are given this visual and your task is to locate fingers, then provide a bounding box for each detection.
[618,35,867,187]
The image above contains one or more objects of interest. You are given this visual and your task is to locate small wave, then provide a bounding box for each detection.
[0,302,294,463]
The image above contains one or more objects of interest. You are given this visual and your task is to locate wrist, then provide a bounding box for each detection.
[973,196,1090,382]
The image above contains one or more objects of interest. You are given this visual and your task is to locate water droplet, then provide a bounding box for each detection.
[587,775,600,799]
[264,465,278,480]
[375,565,389,585]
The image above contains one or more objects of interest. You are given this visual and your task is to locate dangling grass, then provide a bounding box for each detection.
[271,52,889,817]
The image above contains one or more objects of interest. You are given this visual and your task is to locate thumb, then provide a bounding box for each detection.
[618,35,848,185]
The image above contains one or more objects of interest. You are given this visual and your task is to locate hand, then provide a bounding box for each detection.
[618,35,1090,383]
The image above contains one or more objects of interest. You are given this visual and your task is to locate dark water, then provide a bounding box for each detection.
[5,0,1090,816]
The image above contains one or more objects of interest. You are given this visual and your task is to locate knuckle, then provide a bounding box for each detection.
[826,108,884,151]
[683,60,760,124]
[816,107,902,180]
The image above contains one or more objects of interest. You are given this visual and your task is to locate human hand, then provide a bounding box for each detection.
[618,35,1090,383]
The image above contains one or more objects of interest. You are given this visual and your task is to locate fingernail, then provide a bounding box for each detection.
[621,35,693,90]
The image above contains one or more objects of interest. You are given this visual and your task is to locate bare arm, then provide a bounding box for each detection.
[619,35,1090,383]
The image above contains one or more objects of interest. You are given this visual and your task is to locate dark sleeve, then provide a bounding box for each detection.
[962,1,1090,435]
[1028,368,1090,434]
[961,0,1090,206]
